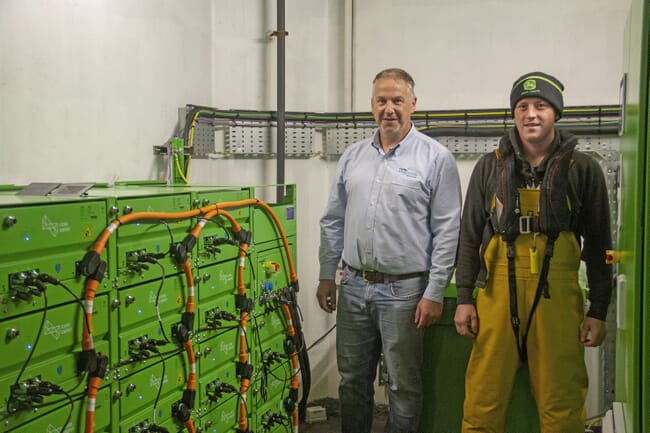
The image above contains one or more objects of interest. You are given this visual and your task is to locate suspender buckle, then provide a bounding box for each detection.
[519,215,535,234]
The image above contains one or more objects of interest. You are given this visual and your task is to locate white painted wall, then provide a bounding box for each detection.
[0,0,213,184]
[352,0,628,110]
[0,0,630,408]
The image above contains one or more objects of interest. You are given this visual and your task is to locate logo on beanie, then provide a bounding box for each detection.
[523,79,536,91]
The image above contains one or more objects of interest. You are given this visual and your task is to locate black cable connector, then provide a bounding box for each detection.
[236,229,252,245]
[78,349,99,375]
[32,380,63,396]
[24,276,47,294]
[205,309,238,329]
[170,312,195,344]
[181,312,194,333]
[77,251,101,277]
[77,252,107,281]
[38,273,60,285]
[262,412,286,428]
[206,381,237,402]
[27,287,42,298]
[128,263,149,273]
[7,377,67,412]
[171,322,190,344]
[221,311,237,321]
[170,242,186,263]
[236,362,253,380]
[14,291,31,301]
[92,260,107,282]
[171,399,191,423]
[284,337,296,356]
[171,235,197,263]
[139,252,166,264]
[235,294,252,312]
[220,383,237,393]
[182,389,196,409]
[284,388,298,413]
[183,235,197,252]
[93,353,109,378]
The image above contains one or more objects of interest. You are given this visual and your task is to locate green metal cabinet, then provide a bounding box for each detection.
[617,1,650,432]
[420,296,539,433]
[0,184,298,433]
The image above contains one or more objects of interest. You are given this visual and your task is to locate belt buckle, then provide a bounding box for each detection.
[519,215,535,234]
[361,269,380,283]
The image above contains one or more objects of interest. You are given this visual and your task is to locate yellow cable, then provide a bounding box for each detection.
[188,110,202,148]
[173,154,190,184]
[183,109,204,182]
[585,417,602,429]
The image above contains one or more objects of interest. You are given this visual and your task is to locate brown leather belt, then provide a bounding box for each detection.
[344,262,427,284]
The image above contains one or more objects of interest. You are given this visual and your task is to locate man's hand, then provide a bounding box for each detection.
[414,298,442,328]
[454,304,478,338]
[316,279,337,313]
[581,316,606,347]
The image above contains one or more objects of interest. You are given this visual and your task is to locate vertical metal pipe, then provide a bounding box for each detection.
[276,0,286,202]
[350,0,356,110]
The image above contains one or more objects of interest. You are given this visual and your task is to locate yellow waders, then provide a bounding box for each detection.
[462,189,588,433]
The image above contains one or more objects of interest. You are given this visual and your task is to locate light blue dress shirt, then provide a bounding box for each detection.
[319,124,462,302]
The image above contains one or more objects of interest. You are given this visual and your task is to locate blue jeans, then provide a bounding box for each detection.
[336,267,425,433]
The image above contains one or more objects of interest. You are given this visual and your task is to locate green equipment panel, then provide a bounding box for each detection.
[197,360,239,414]
[0,184,299,433]
[618,0,650,431]
[253,376,293,433]
[115,276,187,332]
[3,389,112,433]
[251,185,297,247]
[0,296,110,432]
[113,193,193,288]
[420,297,540,433]
[194,188,252,268]
[116,351,187,421]
[196,326,239,376]
[254,238,296,299]
[118,391,184,433]
[197,393,239,433]
[196,258,247,305]
[0,197,109,320]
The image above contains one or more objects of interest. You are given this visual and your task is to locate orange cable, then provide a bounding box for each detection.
[239,378,250,431]
[81,196,299,433]
[85,376,101,433]
[212,198,298,282]
[182,261,195,314]
[254,200,298,282]
[82,279,99,351]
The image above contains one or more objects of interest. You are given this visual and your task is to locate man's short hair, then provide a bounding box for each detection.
[373,68,415,96]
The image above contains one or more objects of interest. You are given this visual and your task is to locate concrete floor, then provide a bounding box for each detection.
[299,398,388,433]
[297,398,604,433]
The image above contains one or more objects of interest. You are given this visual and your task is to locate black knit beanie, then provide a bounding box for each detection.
[510,72,564,119]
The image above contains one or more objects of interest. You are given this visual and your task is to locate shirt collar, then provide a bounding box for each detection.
[371,123,416,155]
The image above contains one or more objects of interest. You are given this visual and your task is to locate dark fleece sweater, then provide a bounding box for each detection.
[455,128,613,320]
